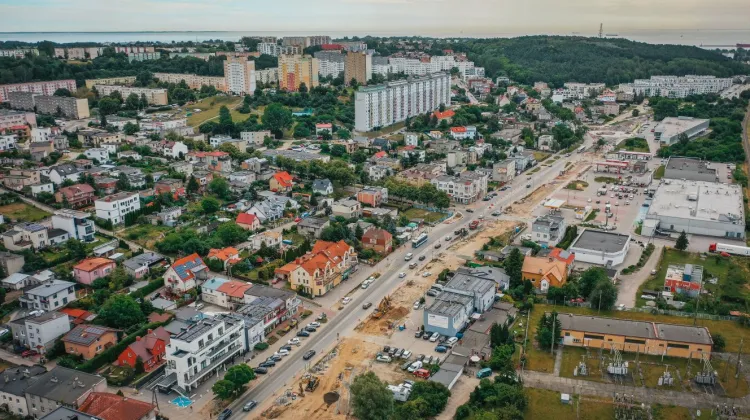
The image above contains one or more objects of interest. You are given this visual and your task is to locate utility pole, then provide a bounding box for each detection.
[550,312,556,355]
[598,290,603,314]
[735,339,744,379]
[692,280,703,326]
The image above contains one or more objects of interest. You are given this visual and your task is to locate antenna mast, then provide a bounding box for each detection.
[599,24,603,38]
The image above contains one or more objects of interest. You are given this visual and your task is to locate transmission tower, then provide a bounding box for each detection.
[599,24,603,38]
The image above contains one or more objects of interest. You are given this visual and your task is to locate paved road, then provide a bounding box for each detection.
[233,141,594,417]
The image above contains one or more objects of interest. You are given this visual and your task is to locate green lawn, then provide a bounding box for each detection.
[283,232,306,246]
[185,96,242,127]
[122,224,172,250]
[0,203,51,222]
[565,180,589,190]
[579,400,616,420]
[654,165,665,179]
[533,151,551,162]
[615,137,650,152]
[402,207,446,224]
[524,388,578,420]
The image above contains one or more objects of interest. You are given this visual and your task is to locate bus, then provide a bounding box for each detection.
[577,145,586,154]
[412,233,428,248]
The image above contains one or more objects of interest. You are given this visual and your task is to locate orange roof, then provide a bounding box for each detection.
[522,256,568,287]
[273,171,294,188]
[169,253,205,282]
[373,151,387,158]
[277,240,353,277]
[216,280,252,298]
[208,247,239,262]
[236,213,258,225]
[433,110,455,119]
[450,126,467,133]
[79,392,155,420]
[549,248,575,265]
[74,258,114,272]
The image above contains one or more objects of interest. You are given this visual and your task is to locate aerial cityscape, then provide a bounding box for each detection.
[0,3,750,420]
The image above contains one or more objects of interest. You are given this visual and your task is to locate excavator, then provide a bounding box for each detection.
[371,295,391,319]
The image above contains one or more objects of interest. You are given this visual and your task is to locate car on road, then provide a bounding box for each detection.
[254,367,268,375]
[243,401,258,411]
[435,345,448,353]
[376,354,392,363]
[491,211,501,216]
[445,235,452,241]
[303,350,316,360]
[296,330,310,337]
[433,243,441,249]
[288,338,301,346]
[526,184,531,188]
[418,255,426,261]
[363,302,373,309]
[466,209,474,213]
[422,271,432,277]
[218,409,232,420]
[413,301,421,310]
[342,297,352,305]
[399,272,406,278]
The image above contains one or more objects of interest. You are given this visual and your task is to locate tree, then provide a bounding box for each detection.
[224,364,255,392]
[97,295,145,328]
[536,312,561,350]
[350,372,393,420]
[589,279,618,311]
[0,288,6,305]
[216,223,248,246]
[262,103,293,137]
[54,88,71,97]
[116,173,131,191]
[490,322,510,347]
[675,230,689,251]
[632,109,640,117]
[125,93,140,110]
[201,197,220,214]
[330,144,347,157]
[208,177,231,199]
[123,122,139,135]
[578,267,609,299]
[504,248,524,288]
[713,334,726,351]
[212,379,236,399]
[98,97,121,116]
[408,381,451,417]
[337,129,351,140]
[187,175,200,195]
[65,239,87,260]
[218,106,234,135]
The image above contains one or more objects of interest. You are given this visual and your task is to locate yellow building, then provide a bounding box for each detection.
[558,313,713,359]
[344,52,372,86]
[278,55,319,92]
[275,240,356,297]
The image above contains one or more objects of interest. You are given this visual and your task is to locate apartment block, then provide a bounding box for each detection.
[84,76,136,89]
[223,56,256,95]
[255,68,278,85]
[153,73,227,92]
[95,191,141,225]
[258,43,301,57]
[620,75,733,98]
[93,85,168,105]
[278,55,319,92]
[0,109,37,130]
[355,72,450,132]
[345,52,372,85]
[9,92,89,119]
[0,79,77,103]
[431,171,488,204]
[240,130,272,146]
[314,51,345,78]
[0,48,38,58]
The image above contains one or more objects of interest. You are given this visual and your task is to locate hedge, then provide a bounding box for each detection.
[130,278,165,300]
[75,318,172,373]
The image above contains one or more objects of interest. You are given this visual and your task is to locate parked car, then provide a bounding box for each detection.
[269,355,282,362]
[399,272,406,278]
[259,361,275,368]
[296,330,310,337]
[383,345,391,353]
[407,361,423,372]
[445,235,452,241]
[422,331,432,340]
[21,350,38,358]
[394,348,404,358]
[307,322,320,328]
[424,355,433,364]
[401,350,412,359]
[426,289,439,297]
[401,360,412,370]
[414,330,422,338]
[429,332,440,342]
[434,243,441,249]
[435,345,448,353]
[446,337,459,346]
[278,347,291,354]
[342,297,352,305]
[218,409,232,420]
[413,301,421,310]
[376,354,392,363]
[303,350,316,360]
[476,368,492,379]
[254,367,268,375]
[389,347,398,356]
[422,271,432,277]
[243,401,258,412]
[417,354,426,361]
[363,302,373,309]
[288,338,301,346]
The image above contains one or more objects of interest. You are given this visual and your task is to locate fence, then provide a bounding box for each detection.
[542,300,739,321]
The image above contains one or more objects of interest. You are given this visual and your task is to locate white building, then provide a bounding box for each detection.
[355,72,451,132]
[404,132,419,147]
[255,68,278,85]
[431,171,488,204]
[240,130,272,146]
[569,229,631,266]
[0,134,17,151]
[619,75,733,98]
[653,117,710,145]
[224,56,256,95]
[84,148,109,163]
[163,314,247,392]
[15,312,71,352]
[314,51,345,78]
[95,191,141,225]
[93,85,168,106]
[31,127,53,143]
[51,209,95,242]
[19,280,77,312]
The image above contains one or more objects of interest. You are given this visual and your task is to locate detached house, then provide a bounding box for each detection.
[73,258,116,285]
[275,240,357,297]
[62,324,119,360]
[312,179,333,196]
[117,327,171,372]
[269,171,294,192]
[163,253,208,293]
[521,256,570,293]
[55,184,96,209]
[207,247,241,270]
[236,213,261,231]
[48,163,82,185]
[361,228,393,254]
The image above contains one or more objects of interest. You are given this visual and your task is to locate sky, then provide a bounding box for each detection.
[1,0,749,35]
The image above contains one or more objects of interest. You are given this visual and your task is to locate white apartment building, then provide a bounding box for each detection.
[314,51,346,78]
[431,171,488,204]
[163,314,247,392]
[255,68,278,85]
[355,72,451,132]
[30,127,53,143]
[16,312,71,353]
[19,280,77,312]
[0,48,38,58]
[240,130,272,146]
[258,43,301,57]
[95,191,141,225]
[224,56,256,95]
[51,209,95,242]
[0,134,17,151]
[139,117,188,131]
[619,75,734,98]
[552,82,606,102]
[84,148,109,163]
[93,85,168,106]
[386,56,483,78]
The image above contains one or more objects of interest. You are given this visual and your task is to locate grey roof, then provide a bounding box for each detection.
[41,407,102,420]
[243,283,294,300]
[500,245,532,258]
[0,366,47,397]
[47,228,68,239]
[556,313,713,345]
[429,365,463,389]
[63,325,118,346]
[425,291,473,317]
[50,163,80,176]
[298,217,329,229]
[123,252,165,271]
[26,280,75,298]
[312,179,332,191]
[570,229,630,254]
[533,215,564,228]
[172,313,244,343]
[236,301,276,326]
[164,320,190,335]
[0,251,24,261]
[26,311,67,325]
[24,366,105,405]
[445,271,496,296]
[665,157,716,175]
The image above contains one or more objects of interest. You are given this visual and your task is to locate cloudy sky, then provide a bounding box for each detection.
[1,0,748,34]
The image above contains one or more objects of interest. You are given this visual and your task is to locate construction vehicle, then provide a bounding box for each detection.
[372,295,392,319]
[305,376,320,392]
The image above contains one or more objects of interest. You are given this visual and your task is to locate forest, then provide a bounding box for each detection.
[447,36,750,86]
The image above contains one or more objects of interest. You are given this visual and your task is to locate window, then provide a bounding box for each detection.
[667,343,690,350]
[583,334,604,341]
[625,338,645,345]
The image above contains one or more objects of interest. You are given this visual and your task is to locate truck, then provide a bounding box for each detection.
[708,243,750,256]
[469,220,480,230]
[597,186,608,196]
[454,227,468,237]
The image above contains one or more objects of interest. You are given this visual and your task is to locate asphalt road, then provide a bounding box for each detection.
[234,141,593,417]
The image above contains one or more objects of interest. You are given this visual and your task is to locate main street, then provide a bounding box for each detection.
[233,139,594,417]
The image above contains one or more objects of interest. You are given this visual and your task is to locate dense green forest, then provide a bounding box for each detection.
[450,36,750,86]
[0,48,278,86]
[654,93,750,162]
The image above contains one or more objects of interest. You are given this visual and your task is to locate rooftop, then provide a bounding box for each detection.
[425,291,473,317]
[665,157,717,176]
[24,366,105,405]
[570,229,630,253]
[98,191,138,202]
[26,280,74,297]
[648,179,744,223]
[0,365,47,397]
[444,271,496,296]
[79,392,155,420]
[557,313,713,345]
[655,116,709,139]
[63,325,118,346]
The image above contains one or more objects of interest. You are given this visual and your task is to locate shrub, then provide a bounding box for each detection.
[254,342,269,351]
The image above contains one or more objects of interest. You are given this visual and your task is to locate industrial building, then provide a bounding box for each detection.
[558,313,713,359]
[654,116,709,145]
[663,157,719,183]
[568,229,631,266]
[643,179,744,239]
[423,292,473,337]
[664,264,703,297]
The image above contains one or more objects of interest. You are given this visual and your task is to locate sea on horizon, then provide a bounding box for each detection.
[0,29,748,48]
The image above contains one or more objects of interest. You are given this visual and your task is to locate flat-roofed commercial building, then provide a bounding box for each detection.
[569,229,631,266]
[558,313,713,358]
[93,85,168,106]
[643,179,745,239]
[654,117,709,145]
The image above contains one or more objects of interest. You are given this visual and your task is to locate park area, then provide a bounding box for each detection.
[0,202,51,222]
[401,207,447,224]
[183,96,247,127]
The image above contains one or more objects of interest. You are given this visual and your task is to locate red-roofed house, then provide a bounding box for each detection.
[55,184,96,208]
[548,247,575,271]
[372,150,388,159]
[215,280,253,309]
[275,240,357,297]
[116,327,171,373]
[163,253,208,292]
[74,257,116,285]
[269,171,294,192]
[79,392,157,420]
[315,123,333,135]
[433,109,455,122]
[207,247,241,269]
[236,212,261,230]
[362,228,393,254]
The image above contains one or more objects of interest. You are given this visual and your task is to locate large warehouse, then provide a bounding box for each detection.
[643,179,745,239]
[654,116,709,145]
[568,229,631,266]
[663,157,719,183]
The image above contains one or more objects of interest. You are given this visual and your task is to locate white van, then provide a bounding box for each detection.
[405,253,414,261]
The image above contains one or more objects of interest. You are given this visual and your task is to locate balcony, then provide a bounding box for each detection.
[184,342,243,387]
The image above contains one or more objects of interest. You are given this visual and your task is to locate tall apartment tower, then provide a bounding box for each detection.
[223,56,256,95]
[278,55,319,92]
[345,52,372,86]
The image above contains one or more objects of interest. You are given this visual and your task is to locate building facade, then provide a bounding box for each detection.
[345,52,372,86]
[0,80,77,102]
[223,56,256,95]
[93,85,168,106]
[278,55,319,92]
